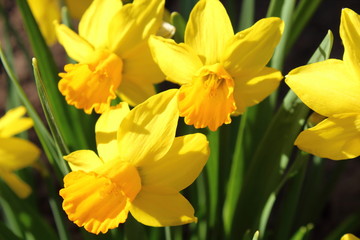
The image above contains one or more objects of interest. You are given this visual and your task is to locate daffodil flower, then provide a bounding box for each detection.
[0,106,40,198]
[60,89,209,234]
[55,0,165,114]
[28,0,92,45]
[285,8,360,160]
[149,0,284,131]
[341,234,360,240]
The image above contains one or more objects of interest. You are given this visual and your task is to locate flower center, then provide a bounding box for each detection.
[198,63,233,97]
[178,63,236,131]
[58,49,123,114]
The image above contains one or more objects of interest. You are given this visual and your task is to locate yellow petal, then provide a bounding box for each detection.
[340,8,360,78]
[285,59,360,116]
[96,103,130,161]
[221,17,284,78]
[123,41,164,85]
[28,0,60,45]
[295,113,360,160]
[65,0,93,20]
[0,170,31,198]
[139,133,208,191]
[341,234,360,240]
[60,171,130,234]
[63,150,104,172]
[108,0,165,56]
[55,22,94,62]
[185,0,233,64]
[117,89,179,166]
[130,186,197,226]
[118,41,165,105]
[117,77,157,106]
[149,36,202,85]
[0,137,40,170]
[58,49,123,114]
[233,67,282,115]
[78,0,122,49]
[0,106,33,138]
[178,63,236,131]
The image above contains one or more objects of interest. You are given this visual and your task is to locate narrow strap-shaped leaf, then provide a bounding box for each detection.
[231,30,334,237]
[15,0,94,150]
[0,221,22,240]
[0,183,59,240]
[237,0,254,31]
[32,58,70,174]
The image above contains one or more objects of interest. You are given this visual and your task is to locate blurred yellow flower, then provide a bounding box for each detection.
[56,0,165,114]
[341,234,360,240]
[149,0,283,131]
[28,0,92,45]
[285,8,360,160]
[0,106,40,198]
[60,90,209,234]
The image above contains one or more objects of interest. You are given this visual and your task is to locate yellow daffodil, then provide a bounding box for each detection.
[28,0,92,45]
[60,89,209,234]
[341,234,360,240]
[0,106,40,198]
[285,8,360,160]
[56,0,165,114]
[149,0,284,131]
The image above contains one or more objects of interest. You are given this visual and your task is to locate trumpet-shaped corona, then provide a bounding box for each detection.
[60,90,209,234]
[59,49,123,114]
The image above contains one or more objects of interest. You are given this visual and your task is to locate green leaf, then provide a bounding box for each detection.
[286,0,324,53]
[237,0,254,31]
[289,224,314,240]
[0,183,59,240]
[230,30,333,237]
[170,12,186,43]
[0,221,22,240]
[32,58,70,174]
[15,0,96,151]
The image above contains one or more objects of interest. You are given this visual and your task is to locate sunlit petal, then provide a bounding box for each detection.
[233,67,282,115]
[108,0,165,56]
[96,103,130,161]
[28,0,60,45]
[78,0,122,48]
[341,234,360,240]
[222,17,284,78]
[295,113,360,160]
[286,59,360,116]
[63,150,104,172]
[185,0,233,64]
[340,8,360,78]
[117,89,179,166]
[140,133,208,191]
[55,22,94,62]
[130,186,197,226]
[149,36,202,85]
